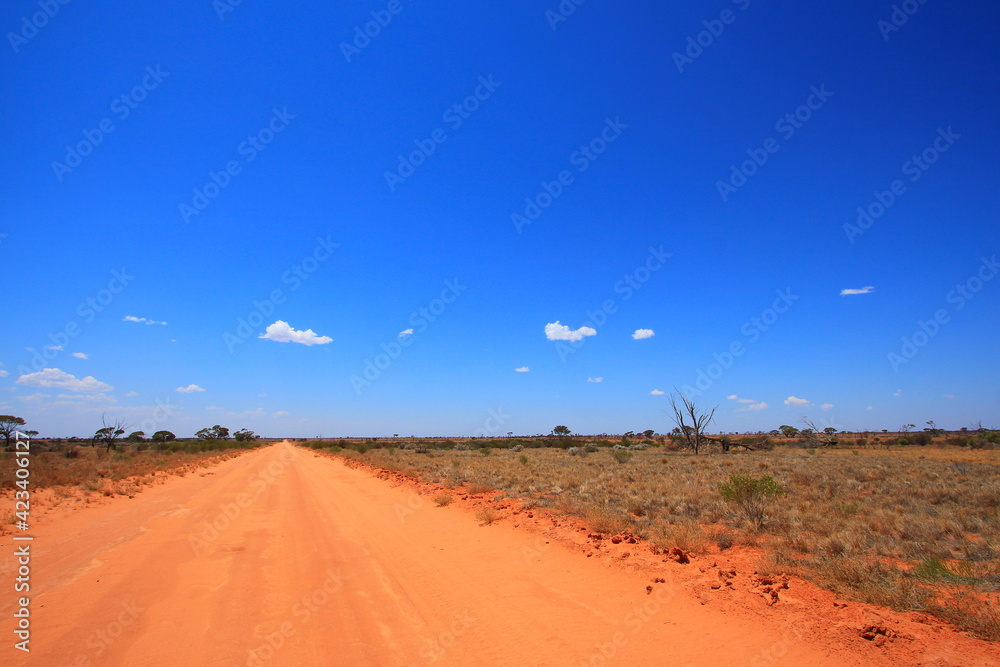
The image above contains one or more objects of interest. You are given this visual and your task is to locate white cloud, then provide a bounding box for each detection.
[821,403,834,410]
[587,377,603,383]
[72,352,89,359]
[650,389,665,396]
[176,384,205,393]
[784,395,811,407]
[544,321,597,342]
[125,391,138,397]
[0,370,7,378]
[515,366,530,372]
[16,368,113,393]
[943,394,955,399]
[124,315,167,325]
[631,329,655,340]
[866,406,874,411]
[398,328,414,337]
[840,286,875,296]
[728,395,766,411]
[47,345,63,351]
[273,411,289,417]
[893,389,902,397]
[206,405,222,410]
[19,393,51,403]
[259,321,333,346]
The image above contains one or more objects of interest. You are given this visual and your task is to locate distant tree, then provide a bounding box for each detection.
[126,431,146,442]
[0,415,27,450]
[552,425,571,436]
[823,427,838,435]
[778,425,799,437]
[93,415,129,451]
[643,429,655,439]
[233,428,259,442]
[196,425,230,440]
[151,430,176,442]
[901,423,915,433]
[925,420,944,437]
[668,392,716,455]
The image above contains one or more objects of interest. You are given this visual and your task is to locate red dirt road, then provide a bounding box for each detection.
[2,442,997,666]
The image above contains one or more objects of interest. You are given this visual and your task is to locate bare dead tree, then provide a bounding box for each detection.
[800,417,838,448]
[93,414,129,451]
[668,392,716,455]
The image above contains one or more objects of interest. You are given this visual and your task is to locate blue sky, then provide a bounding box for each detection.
[2,0,998,438]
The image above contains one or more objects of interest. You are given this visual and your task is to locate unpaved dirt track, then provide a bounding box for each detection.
[1,442,991,666]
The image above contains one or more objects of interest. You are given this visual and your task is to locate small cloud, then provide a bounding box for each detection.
[398,328,414,337]
[72,352,89,359]
[47,345,63,351]
[125,391,138,397]
[16,368,113,393]
[273,411,289,417]
[631,328,655,340]
[840,286,875,296]
[650,389,665,396]
[943,394,955,399]
[821,403,834,411]
[259,321,333,346]
[587,377,603,383]
[892,389,902,397]
[544,321,597,342]
[206,405,222,410]
[515,366,530,372]
[124,315,167,325]
[729,395,766,411]
[176,384,205,393]
[784,395,811,407]
[0,370,7,378]
[866,406,874,411]
[258,393,267,398]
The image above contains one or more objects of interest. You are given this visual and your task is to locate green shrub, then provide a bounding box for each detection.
[718,474,787,528]
[612,450,633,464]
